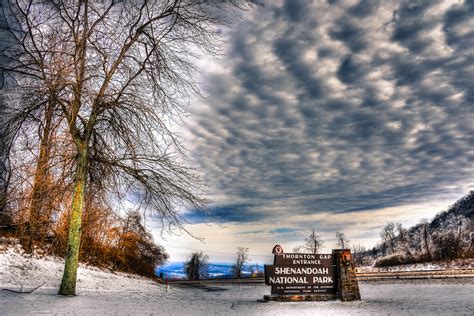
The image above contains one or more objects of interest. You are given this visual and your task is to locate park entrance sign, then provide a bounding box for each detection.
[265,253,336,295]
[263,246,361,301]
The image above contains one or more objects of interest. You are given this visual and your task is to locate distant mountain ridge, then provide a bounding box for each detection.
[155,262,264,279]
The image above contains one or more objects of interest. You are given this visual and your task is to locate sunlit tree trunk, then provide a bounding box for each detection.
[58,141,88,295]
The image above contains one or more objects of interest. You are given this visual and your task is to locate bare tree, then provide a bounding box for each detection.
[0,83,13,230]
[396,223,414,261]
[232,247,249,279]
[380,222,397,254]
[0,2,19,231]
[1,0,251,295]
[304,228,324,254]
[0,78,12,227]
[352,244,367,267]
[24,100,61,252]
[432,214,470,260]
[184,252,209,280]
[468,232,473,255]
[292,245,304,253]
[420,219,432,261]
[335,231,349,249]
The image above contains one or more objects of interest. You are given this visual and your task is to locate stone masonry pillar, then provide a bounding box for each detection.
[332,249,361,301]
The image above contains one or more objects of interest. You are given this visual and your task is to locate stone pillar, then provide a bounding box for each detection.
[333,249,361,301]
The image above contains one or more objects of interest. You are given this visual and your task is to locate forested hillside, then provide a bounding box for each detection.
[431,191,473,229]
[354,191,473,267]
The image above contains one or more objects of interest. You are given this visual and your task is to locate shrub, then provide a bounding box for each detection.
[373,253,423,267]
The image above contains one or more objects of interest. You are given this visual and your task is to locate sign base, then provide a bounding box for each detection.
[263,294,337,302]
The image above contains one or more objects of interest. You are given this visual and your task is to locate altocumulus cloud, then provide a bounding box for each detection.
[186,0,474,229]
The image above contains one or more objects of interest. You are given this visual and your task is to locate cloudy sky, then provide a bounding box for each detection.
[152,0,474,263]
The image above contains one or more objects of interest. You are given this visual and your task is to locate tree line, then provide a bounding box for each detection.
[287,191,472,267]
[337,192,473,267]
[365,192,473,267]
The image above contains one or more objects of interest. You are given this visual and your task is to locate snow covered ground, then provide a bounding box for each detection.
[1,247,473,315]
[0,245,164,293]
[357,258,474,273]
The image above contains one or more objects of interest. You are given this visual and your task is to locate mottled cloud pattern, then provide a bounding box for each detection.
[186,0,474,232]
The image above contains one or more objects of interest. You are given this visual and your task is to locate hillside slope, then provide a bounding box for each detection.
[357,191,473,266]
[0,243,164,293]
[431,191,474,229]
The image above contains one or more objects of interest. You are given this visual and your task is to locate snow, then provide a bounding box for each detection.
[1,246,473,315]
[357,259,474,273]
[0,245,164,293]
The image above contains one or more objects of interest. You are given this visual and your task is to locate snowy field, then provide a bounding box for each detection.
[1,249,473,315]
[356,259,474,273]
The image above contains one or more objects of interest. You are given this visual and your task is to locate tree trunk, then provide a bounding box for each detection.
[423,224,431,261]
[26,101,54,253]
[58,143,87,296]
